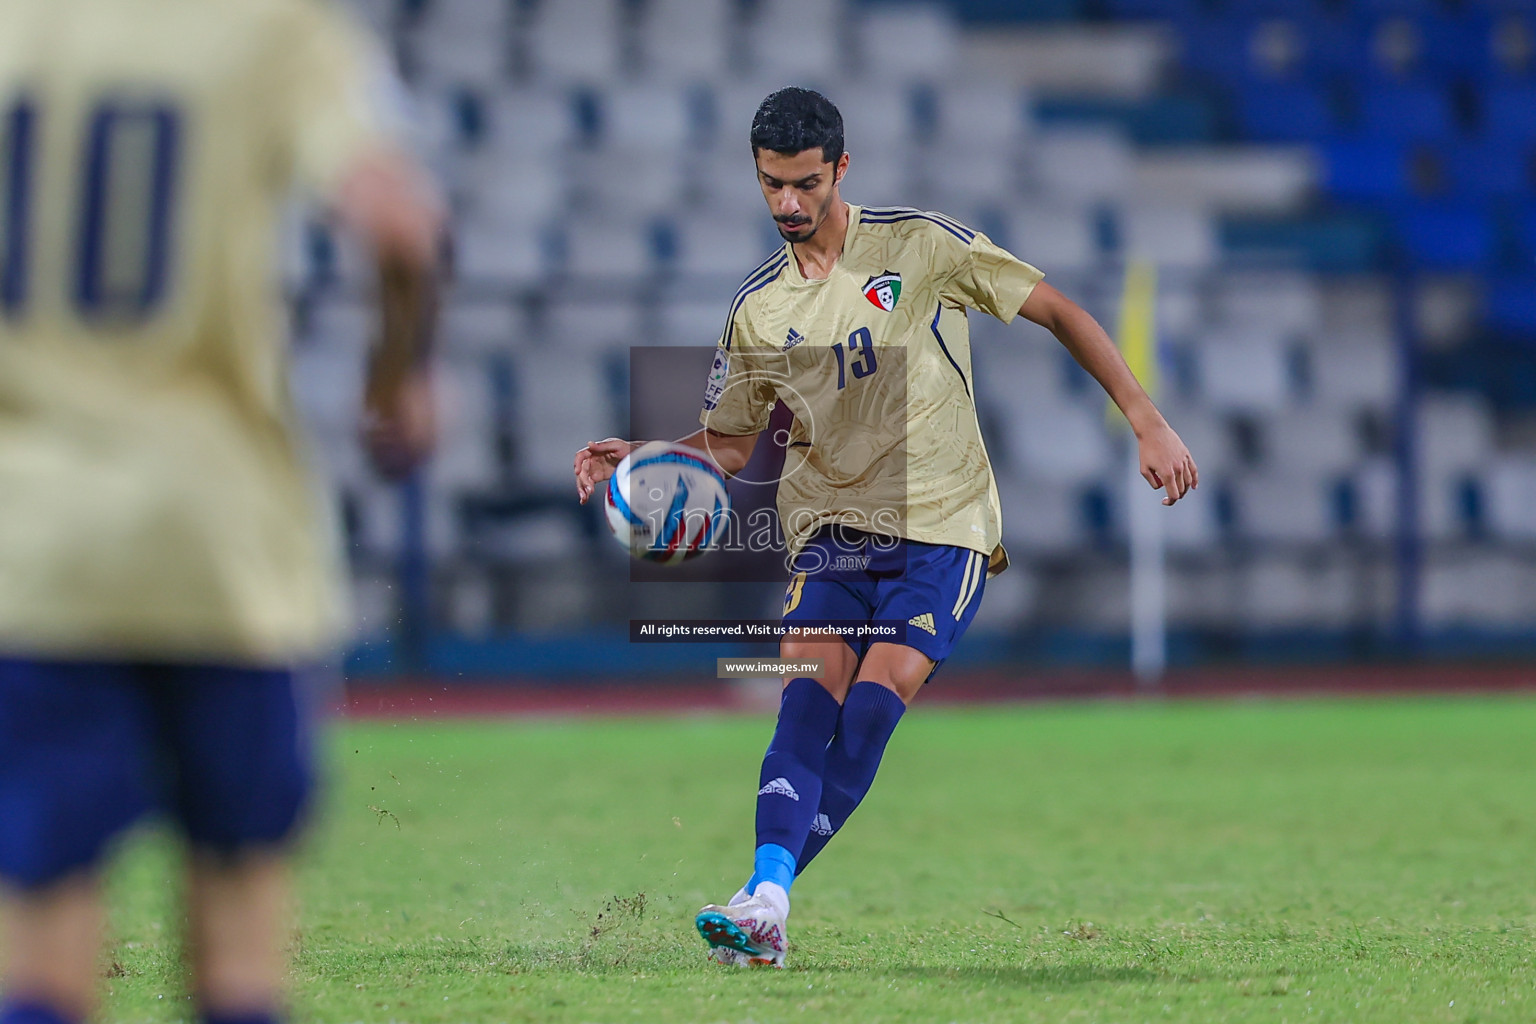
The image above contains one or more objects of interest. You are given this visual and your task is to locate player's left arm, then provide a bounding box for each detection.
[1020,282,1198,506]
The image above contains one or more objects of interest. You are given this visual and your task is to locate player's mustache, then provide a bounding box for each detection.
[775,215,811,227]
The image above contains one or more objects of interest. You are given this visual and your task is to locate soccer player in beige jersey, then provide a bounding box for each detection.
[575,87,1197,968]
[0,2,440,1023]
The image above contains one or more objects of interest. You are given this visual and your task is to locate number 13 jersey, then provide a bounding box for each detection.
[699,204,1044,575]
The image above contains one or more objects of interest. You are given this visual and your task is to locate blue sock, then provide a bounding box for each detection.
[795,681,906,874]
[0,1002,76,1024]
[202,1012,281,1024]
[747,677,841,892]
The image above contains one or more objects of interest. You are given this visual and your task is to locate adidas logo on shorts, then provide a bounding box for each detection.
[811,813,834,836]
[908,612,936,635]
[758,777,800,800]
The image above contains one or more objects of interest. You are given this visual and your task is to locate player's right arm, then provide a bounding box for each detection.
[338,151,443,479]
[574,429,758,505]
[275,0,443,478]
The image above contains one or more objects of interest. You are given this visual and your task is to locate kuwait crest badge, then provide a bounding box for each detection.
[862,271,902,312]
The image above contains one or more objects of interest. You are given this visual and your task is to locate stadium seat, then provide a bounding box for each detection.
[1028,130,1133,204]
[560,218,660,282]
[931,82,1031,152]
[1238,556,1357,630]
[440,299,524,355]
[1357,83,1458,142]
[1395,203,1497,270]
[671,216,775,282]
[1005,206,1098,273]
[1000,401,1115,486]
[1235,82,1337,143]
[856,4,960,83]
[1321,139,1411,202]
[1261,409,1365,476]
[1481,82,1536,140]
[453,221,547,285]
[512,348,618,487]
[746,0,844,81]
[656,297,729,349]
[1193,331,1292,412]
[1209,271,1323,340]
[995,478,1087,554]
[636,0,734,83]
[1229,471,1337,543]
[596,86,698,152]
[1440,139,1533,199]
[1119,206,1218,269]
[1416,393,1496,475]
[824,82,920,153]
[545,297,644,356]
[526,0,624,85]
[1482,455,1536,541]
[1484,274,1536,336]
[480,89,581,154]
[408,0,512,84]
[575,147,690,217]
[1303,336,1400,410]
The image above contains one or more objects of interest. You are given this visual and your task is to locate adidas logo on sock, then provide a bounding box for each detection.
[908,612,936,635]
[758,777,800,800]
[811,813,834,836]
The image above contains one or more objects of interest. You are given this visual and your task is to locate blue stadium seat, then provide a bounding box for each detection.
[1482,83,1536,141]
[1394,204,1498,270]
[1322,139,1411,202]
[1484,275,1536,337]
[1101,0,1202,19]
[1416,13,1494,79]
[1357,83,1458,142]
[1442,140,1533,199]
[1236,82,1336,142]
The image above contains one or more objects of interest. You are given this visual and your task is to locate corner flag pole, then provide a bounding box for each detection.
[1112,261,1166,687]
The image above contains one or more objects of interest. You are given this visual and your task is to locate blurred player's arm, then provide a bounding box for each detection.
[574,429,759,505]
[1020,281,1198,506]
[335,149,444,479]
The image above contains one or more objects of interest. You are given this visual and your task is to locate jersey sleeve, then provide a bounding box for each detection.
[697,312,776,436]
[938,229,1045,325]
[270,1,400,195]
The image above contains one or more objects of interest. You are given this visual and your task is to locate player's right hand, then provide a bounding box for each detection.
[575,438,640,504]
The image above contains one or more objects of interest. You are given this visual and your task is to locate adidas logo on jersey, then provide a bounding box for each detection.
[811,813,834,836]
[758,777,800,800]
[783,328,804,351]
[908,612,937,635]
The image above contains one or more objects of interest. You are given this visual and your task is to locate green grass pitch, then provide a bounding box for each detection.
[98,693,1536,1023]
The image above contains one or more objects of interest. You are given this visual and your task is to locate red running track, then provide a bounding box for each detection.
[343,663,1536,719]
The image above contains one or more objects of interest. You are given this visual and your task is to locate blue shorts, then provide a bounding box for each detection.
[781,527,988,677]
[0,658,321,890]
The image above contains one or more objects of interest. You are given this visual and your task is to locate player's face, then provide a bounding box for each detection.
[755,148,846,243]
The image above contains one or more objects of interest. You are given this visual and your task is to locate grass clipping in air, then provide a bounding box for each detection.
[102,696,1536,1022]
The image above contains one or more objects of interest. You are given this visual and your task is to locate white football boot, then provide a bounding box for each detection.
[694,892,788,969]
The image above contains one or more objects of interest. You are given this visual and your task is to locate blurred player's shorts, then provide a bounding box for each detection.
[0,659,328,889]
[781,525,987,676]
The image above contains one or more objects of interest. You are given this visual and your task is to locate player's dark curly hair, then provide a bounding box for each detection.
[750,87,844,165]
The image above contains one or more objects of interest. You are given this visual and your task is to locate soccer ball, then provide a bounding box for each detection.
[604,441,731,564]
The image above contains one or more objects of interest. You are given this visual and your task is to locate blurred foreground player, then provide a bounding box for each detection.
[575,88,1197,968]
[0,2,440,1023]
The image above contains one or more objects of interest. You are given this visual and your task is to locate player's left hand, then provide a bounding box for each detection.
[362,364,437,480]
[1137,422,1198,506]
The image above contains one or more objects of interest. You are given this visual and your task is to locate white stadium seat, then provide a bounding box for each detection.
[638,0,735,83]
[526,0,624,85]
[1119,206,1217,269]
[597,85,696,151]
[1028,130,1133,205]
[454,221,547,285]
[1229,471,1335,543]
[746,0,844,81]
[1005,206,1097,273]
[513,348,617,487]
[545,297,643,355]
[561,218,657,282]
[1194,330,1291,413]
[857,3,960,83]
